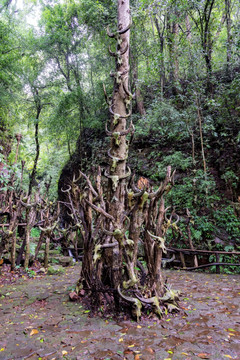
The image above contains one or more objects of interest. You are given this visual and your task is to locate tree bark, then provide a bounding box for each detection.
[24,205,36,269]
[106,0,131,289]
[28,89,41,196]
[76,0,178,320]
[225,0,232,78]
[154,16,165,96]
[44,236,50,268]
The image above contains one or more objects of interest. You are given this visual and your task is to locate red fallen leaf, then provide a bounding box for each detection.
[197,353,211,359]
[69,291,78,301]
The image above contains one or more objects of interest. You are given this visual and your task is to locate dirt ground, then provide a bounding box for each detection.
[0,265,239,360]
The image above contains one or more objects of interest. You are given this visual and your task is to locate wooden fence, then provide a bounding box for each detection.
[168,247,240,273]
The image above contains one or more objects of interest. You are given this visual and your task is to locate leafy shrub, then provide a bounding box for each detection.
[148,151,192,181]
[213,206,240,243]
[135,99,188,142]
[167,169,219,210]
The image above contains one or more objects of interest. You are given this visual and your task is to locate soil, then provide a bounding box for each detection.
[0,265,239,360]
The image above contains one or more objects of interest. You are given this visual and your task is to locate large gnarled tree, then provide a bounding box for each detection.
[69,0,179,321]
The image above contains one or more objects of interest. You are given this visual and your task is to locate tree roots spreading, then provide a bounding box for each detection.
[63,166,180,321]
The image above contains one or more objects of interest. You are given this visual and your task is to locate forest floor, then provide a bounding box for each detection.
[0,265,239,360]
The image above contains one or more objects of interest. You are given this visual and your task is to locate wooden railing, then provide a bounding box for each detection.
[168,247,240,273]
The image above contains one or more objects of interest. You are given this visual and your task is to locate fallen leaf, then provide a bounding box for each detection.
[79,289,85,296]
[128,344,135,348]
[69,291,78,301]
[134,355,141,360]
[145,347,155,354]
[223,356,233,359]
[124,349,133,355]
[197,353,210,359]
[62,350,68,355]
[119,338,124,342]
[30,329,39,336]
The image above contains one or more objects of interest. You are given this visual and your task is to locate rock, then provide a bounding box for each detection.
[37,291,49,301]
[47,265,65,275]
[51,256,74,267]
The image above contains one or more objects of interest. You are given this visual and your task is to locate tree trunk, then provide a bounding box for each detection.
[23,198,37,269]
[196,95,207,175]
[202,0,215,90]
[225,0,232,78]
[34,231,44,260]
[166,11,179,95]
[154,16,165,96]
[44,236,50,269]
[28,95,41,196]
[11,232,17,271]
[24,219,31,269]
[76,0,179,320]
[106,0,131,289]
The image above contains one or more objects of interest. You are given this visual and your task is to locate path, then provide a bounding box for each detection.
[0,266,239,360]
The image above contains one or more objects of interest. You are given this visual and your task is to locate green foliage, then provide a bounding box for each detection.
[213,207,240,242]
[209,250,240,275]
[149,152,192,181]
[167,169,219,209]
[0,152,21,191]
[221,170,239,189]
[136,100,188,143]
[25,267,36,278]
[31,227,40,238]
[29,243,37,256]
[47,265,65,275]
[79,0,116,32]
[0,18,21,105]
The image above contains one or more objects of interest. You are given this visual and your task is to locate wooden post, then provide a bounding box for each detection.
[215,253,220,274]
[44,236,50,269]
[180,252,186,268]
